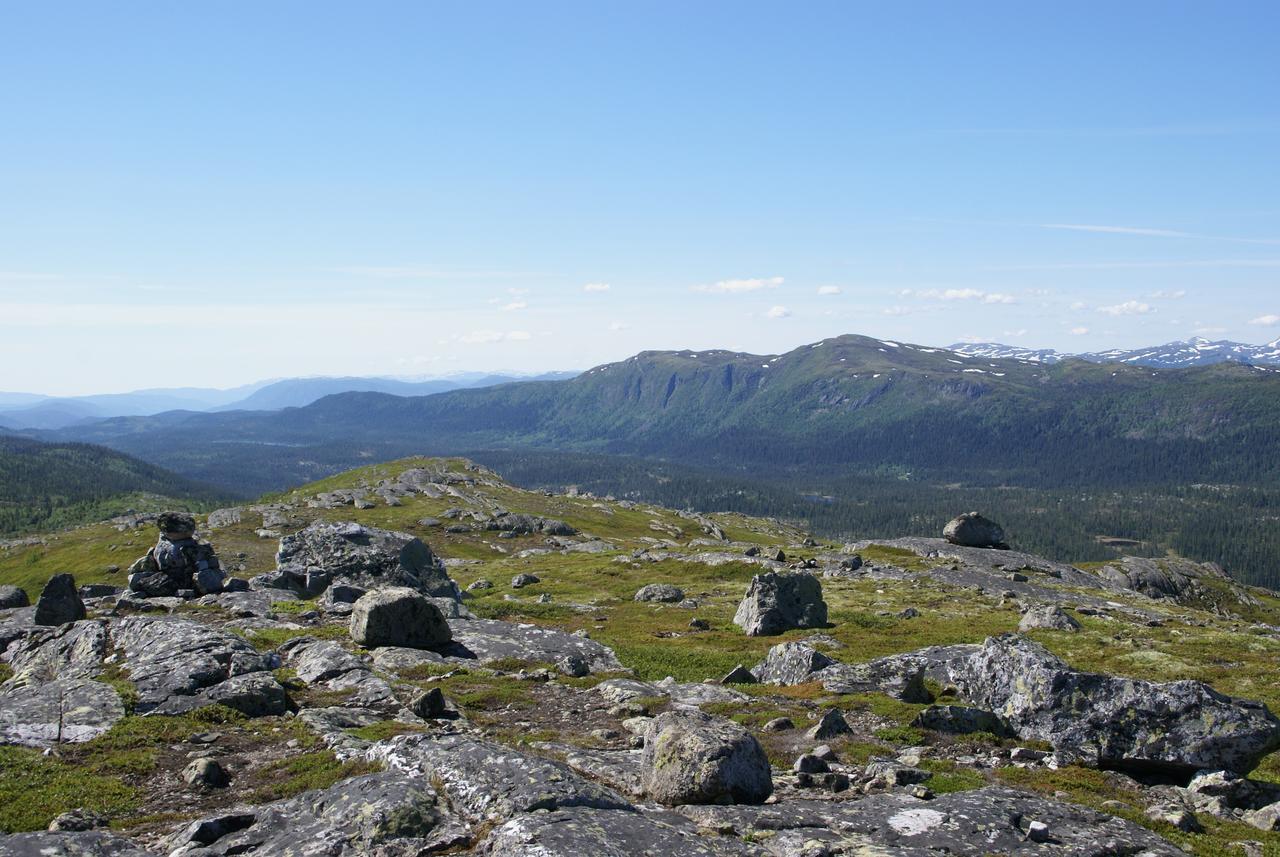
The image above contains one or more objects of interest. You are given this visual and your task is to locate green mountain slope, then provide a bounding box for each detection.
[0,436,228,536]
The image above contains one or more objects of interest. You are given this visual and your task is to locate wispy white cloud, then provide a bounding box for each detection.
[1069,326,1090,335]
[501,301,528,312]
[1097,300,1155,316]
[904,288,1016,304]
[693,276,783,294]
[765,305,791,319]
[583,283,610,292]
[1148,289,1187,299]
[816,285,841,295]
[1249,314,1280,326]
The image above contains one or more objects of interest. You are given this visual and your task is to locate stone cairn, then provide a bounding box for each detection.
[126,511,225,598]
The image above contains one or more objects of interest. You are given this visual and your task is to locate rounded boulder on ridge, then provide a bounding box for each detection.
[349,587,452,649]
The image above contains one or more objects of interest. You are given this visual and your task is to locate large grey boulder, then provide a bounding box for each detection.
[641,709,772,806]
[0,585,30,609]
[732,572,826,636]
[349,588,452,649]
[943,512,1008,549]
[275,521,459,598]
[370,733,631,823]
[33,574,85,626]
[1018,603,1081,632]
[165,772,459,856]
[947,634,1280,776]
[751,641,834,685]
[634,583,685,603]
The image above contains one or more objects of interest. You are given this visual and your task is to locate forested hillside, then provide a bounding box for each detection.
[0,437,226,535]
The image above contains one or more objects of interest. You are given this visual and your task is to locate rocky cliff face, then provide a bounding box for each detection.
[2,457,1279,855]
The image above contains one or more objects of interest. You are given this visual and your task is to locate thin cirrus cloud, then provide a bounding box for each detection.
[1097,300,1155,316]
[1040,223,1280,246]
[457,330,532,344]
[693,276,784,293]
[501,301,528,311]
[1069,327,1090,335]
[765,306,791,319]
[583,283,611,292]
[1249,314,1280,326]
[816,285,842,295]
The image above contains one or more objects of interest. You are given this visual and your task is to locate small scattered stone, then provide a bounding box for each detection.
[511,573,540,589]
[807,708,852,740]
[0,585,30,609]
[183,757,230,788]
[762,717,794,732]
[33,573,86,626]
[556,654,590,678]
[793,754,829,774]
[411,687,448,719]
[187,732,221,745]
[467,578,493,591]
[634,583,684,603]
[688,618,710,630]
[1146,804,1202,833]
[47,809,108,832]
[1025,820,1050,842]
[897,607,920,619]
[720,664,757,685]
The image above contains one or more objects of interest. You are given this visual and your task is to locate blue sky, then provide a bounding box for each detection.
[2,1,1278,394]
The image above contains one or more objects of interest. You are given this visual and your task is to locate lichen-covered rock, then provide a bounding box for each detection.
[0,678,125,745]
[370,733,632,823]
[947,634,1280,775]
[33,574,85,626]
[275,521,459,598]
[732,572,826,636]
[349,588,452,649]
[166,772,460,856]
[447,618,622,673]
[283,637,395,709]
[751,641,930,702]
[943,512,1008,549]
[1018,604,1082,633]
[0,831,154,856]
[3,620,109,682]
[751,641,833,685]
[111,616,285,716]
[476,806,736,856]
[671,787,1184,855]
[634,583,685,603]
[912,704,1012,737]
[641,709,772,806]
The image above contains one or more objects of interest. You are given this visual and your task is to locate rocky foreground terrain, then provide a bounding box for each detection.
[2,458,1280,856]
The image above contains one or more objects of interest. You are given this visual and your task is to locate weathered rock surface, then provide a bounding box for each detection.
[348,587,452,649]
[111,616,286,716]
[370,733,632,823]
[673,787,1184,855]
[946,634,1280,776]
[732,572,827,636]
[33,574,85,626]
[446,618,622,672]
[0,677,125,745]
[477,806,740,856]
[275,521,458,598]
[642,709,772,806]
[166,772,460,856]
[943,511,1008,548]
[751,641,930,702]
[281,637,396,708]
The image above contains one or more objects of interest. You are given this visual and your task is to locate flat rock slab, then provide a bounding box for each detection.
[198,590,295,618]
[676,787,1184,855]
[370,733,633,824]
[0,677,124,745]
[0,831,153,857]
[478,806,752,856]
[445,618,622,672]
[283,638,396,709]
[166,772,464,856]
[111,616,285,716]
[4,620,109,682]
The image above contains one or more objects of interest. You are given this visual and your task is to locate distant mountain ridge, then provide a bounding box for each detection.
[0,371,579,429]
[42,333,1280,498]
[951,336,1280,368]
